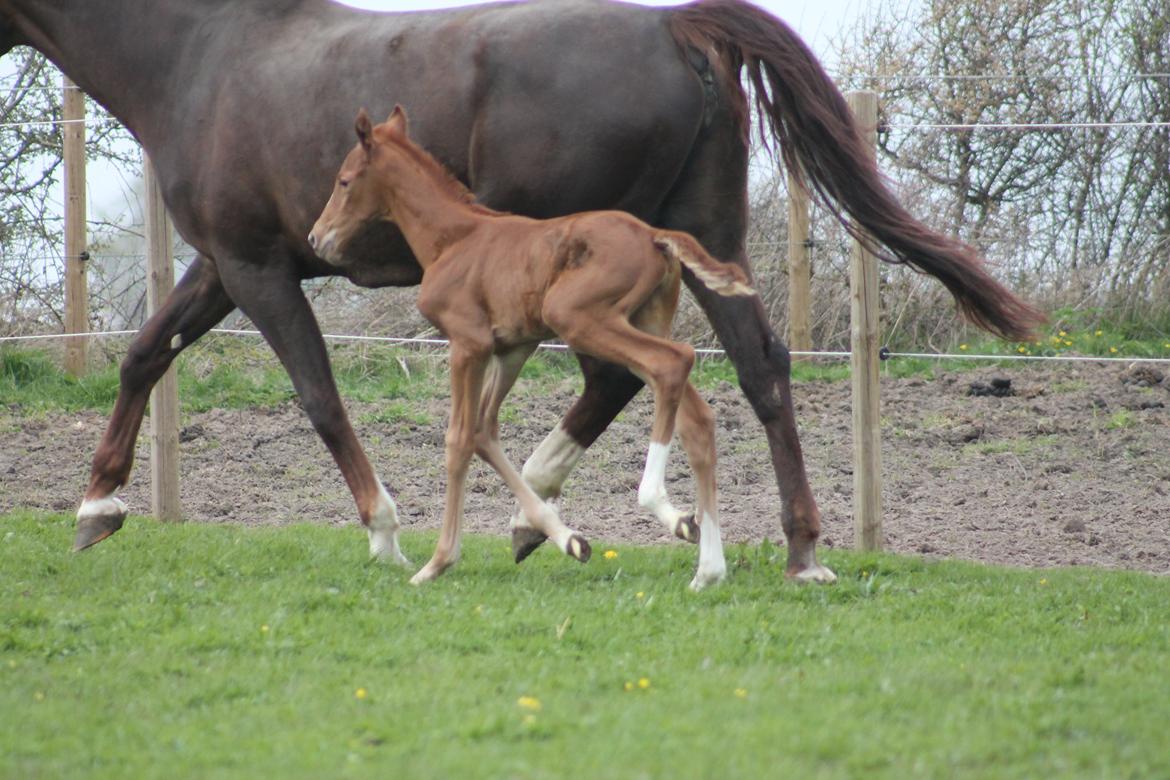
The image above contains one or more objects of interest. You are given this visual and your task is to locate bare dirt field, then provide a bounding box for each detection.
[3,361,1168,574]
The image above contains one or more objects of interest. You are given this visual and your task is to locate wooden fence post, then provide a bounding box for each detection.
[144,155,182,522]
[847,90,883,551]
[62,75,88,376]
[786,169,812,357]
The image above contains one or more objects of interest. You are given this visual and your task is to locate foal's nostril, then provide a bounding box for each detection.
[307,232,317,250]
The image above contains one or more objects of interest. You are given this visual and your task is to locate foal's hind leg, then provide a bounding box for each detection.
[675,382,726,590]
[76,255,234,550]
[549,314,696,541]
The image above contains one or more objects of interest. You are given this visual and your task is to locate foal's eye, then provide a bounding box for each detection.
[338,177,350,189]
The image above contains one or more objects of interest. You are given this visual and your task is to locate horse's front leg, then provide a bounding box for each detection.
[511,355,644,562]
[410,341,490,584]
[75,255,234,550]
[215,257,409,567]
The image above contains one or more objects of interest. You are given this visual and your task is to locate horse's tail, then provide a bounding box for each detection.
[654,233,756,298]
[668,0,1046,342]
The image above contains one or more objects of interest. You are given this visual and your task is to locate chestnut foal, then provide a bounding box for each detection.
[310,107,754,589]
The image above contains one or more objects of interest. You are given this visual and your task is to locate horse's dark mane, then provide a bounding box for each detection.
[383,132,505,218]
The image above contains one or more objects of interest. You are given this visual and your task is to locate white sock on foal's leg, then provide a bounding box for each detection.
[690,510,727,591]
[637,441,693,539]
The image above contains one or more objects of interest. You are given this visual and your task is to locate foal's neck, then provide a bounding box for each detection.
[381,153,487,270]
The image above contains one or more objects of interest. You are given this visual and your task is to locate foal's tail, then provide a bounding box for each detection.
[654,233,755,298]
[668,0,1046,341]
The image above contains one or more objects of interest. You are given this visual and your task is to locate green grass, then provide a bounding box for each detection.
[5,318,1169,417]
[956,313,1170,362]
[0,341,444,415]
[2,511,1168,779]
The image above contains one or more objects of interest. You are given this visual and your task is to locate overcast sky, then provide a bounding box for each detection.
[331,0,872,61]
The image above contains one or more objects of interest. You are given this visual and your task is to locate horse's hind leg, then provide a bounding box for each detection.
[476,348,591,564]
[682,266,835,584]
[658,136,836,584]
[214,257,409,567]
[75,255,234,551]
[675,382,726,590]
[510,355,642,561]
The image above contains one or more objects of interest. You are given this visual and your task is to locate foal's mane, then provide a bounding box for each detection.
[381,130,503,218]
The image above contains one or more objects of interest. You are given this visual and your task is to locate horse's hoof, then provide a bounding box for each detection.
[368,528,412,568]
[73,496,128,552]
[674,514,700,544]
[689,566,727,592]
[787,563,838,585]
[512,527,549,564]
[566,534,591,563]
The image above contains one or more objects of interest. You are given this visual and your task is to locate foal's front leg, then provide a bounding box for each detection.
[476,348,591,564]
[410,342,490,585]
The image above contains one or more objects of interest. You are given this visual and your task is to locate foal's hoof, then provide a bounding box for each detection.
[787,563,838,585]
[674,514,700,544]
[512,527,549,564]
[566,534,592,563]
[409,557,453,585]
[73,496,128,551]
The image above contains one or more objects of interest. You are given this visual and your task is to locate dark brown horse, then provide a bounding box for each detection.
[0,0,1042,582]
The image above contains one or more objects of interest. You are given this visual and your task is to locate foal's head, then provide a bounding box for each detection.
[309,106,413,265]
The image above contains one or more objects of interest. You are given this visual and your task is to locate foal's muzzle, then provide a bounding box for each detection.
[307,228,338,263]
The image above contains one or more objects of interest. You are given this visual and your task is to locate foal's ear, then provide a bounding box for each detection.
[385,104,410,137]
[355,108,374,152]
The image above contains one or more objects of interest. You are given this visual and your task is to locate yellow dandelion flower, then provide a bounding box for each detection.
[959,344,968,351]
[636,591,645,600]
[261,624,270,633]
[1096,330,1103,337]
[1039,578,1048,586]
[517,696,542,712]
[623,681,634,692]
[1017,345,1027,354]
[638,678,651,690]
[1058,330,1067,337]
[734,688,748,699]
[355,688,368,700]
[603,550,618,560]
[34,691,45,701]
[1109,346,1119,354]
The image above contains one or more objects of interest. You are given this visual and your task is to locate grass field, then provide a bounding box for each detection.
[2,511,1168,779]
